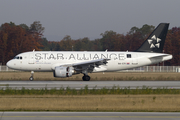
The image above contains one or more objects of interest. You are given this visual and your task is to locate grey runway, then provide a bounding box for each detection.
[0,81,180,89]
[0,112,180,120]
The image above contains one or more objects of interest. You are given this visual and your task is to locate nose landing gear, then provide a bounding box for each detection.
[29,71,34,81]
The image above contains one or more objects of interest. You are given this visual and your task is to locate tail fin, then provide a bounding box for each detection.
[135,23,169,53]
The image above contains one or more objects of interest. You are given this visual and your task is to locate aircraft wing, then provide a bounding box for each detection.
[71,59,110,72]
[72,59,109,66]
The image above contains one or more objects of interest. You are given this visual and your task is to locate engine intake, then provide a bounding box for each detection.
[53,66,74,78]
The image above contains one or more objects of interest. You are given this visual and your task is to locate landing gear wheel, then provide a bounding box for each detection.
[82,75,90,81]
[29,76,34,81]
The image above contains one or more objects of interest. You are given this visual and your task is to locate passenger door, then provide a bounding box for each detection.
[132,54,138,65]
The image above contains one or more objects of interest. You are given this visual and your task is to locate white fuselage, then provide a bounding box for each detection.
[7,51,172,72]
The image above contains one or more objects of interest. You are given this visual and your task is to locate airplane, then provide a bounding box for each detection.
[6,23,172,81]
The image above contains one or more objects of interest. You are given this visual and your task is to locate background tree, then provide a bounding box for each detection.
[30,21,44,35]
[59,35,74,51]
[129,24,155,39]
[0,21,44,65]
[40,38,51,51]
[100,30,118,51]
[91,39,102,51]
[165,27,180,65]
[73,37,93,51]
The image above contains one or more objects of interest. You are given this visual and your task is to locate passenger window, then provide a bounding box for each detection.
[17,56,19,59]
[20,57,22,59]
[127,54,131,58]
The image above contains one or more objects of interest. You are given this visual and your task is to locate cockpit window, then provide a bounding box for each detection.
[13,56,23,60]
[13,56,18,59]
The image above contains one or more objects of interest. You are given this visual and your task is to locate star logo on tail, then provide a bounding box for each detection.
[148,35,161,49]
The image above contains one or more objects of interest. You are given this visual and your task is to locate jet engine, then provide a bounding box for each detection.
[53,66,74,78]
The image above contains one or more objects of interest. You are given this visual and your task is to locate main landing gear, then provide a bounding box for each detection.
[82,69,90,81]
[82,75,90,81]
[29,71,34,81]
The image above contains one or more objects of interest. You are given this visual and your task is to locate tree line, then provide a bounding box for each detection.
[0,21,44,65]
[0,22,180,66]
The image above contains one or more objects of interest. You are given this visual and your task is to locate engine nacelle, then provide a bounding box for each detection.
[53,66,74,78]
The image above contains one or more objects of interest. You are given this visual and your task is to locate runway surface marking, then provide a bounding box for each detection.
[0,81,180,89]
[1,112,180,120]
[1,116,180,118]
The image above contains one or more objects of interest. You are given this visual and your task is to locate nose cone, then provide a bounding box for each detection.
[6,60,13,69]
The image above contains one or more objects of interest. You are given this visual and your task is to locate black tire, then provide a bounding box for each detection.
[29,76,34,81]
[82,75,90,81]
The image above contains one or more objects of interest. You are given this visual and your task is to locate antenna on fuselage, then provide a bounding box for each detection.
[33,49,35,52]
[105,49,108,52]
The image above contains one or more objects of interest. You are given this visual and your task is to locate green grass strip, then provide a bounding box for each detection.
[0,85,180,95]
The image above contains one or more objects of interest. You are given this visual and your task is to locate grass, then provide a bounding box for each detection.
[0,85,180,95]
[1,72,180,111]
[1,72,180,80]
[0,86,180,111]
[0,94,180,111]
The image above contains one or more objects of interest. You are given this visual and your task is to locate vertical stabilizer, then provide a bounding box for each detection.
[136,23,169,53]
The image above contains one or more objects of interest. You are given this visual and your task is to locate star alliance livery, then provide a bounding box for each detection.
[7,23,172,81]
